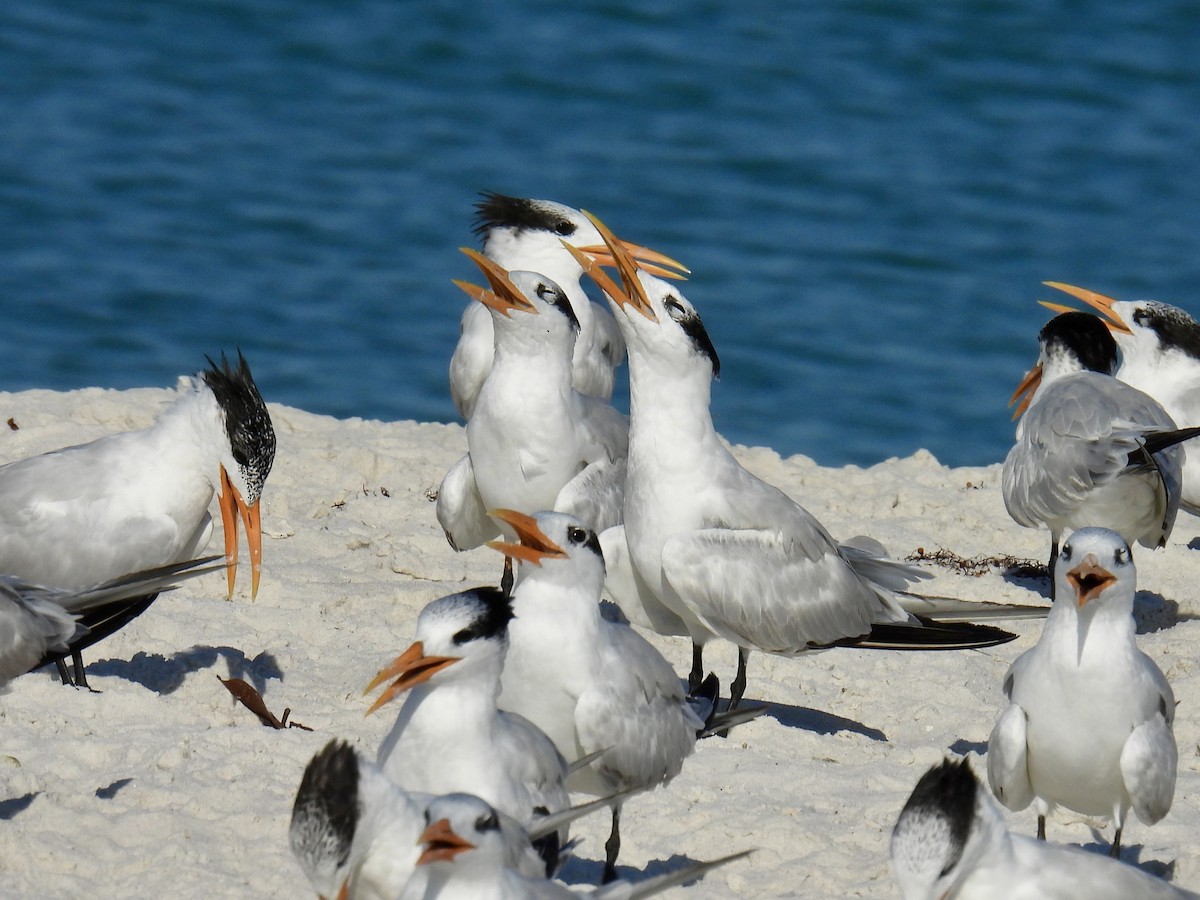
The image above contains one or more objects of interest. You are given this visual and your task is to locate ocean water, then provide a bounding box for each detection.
[3,1,1200,468]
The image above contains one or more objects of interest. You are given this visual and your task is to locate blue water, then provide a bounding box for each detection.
[4,1,1200,467]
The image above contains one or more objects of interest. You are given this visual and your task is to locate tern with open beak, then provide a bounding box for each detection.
[893,757,1195,899]
[567,212,1017,714]
[365,587,572,875]
[437,253,630,589]
[987,527,1177,857]
[1002,311,1200,575]
[0,352,274,685]
[1041,281,1200,515]
[450,192,689,420]
[488,508,764,882]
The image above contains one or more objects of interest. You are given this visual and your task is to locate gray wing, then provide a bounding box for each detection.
[599,526,690,637]
[556,456,625,535]
[0,585,80,683]
[449,301,494,420]
[436,453,500,551]
[1121,666,1178,826]
[1002,373,1180,531]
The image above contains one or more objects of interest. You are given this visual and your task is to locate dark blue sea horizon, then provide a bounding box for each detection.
[4,1,1200,467]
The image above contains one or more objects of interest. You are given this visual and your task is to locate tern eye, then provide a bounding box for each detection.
[553,219,574,236]
[475,813,499,832]
[1114,546,1130,565]
[1060,542,1072,562]
[452,626,479,645]
[536,283,562,304]
[664,297,687,321]
[567,526,589,545]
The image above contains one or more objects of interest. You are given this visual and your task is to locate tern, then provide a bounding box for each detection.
[438,251,629,588]
[892,757,1196,900]
[1002,311,1200,574]
[0,352,275,685]
[566,213,1016,712]
[450,192,688,420]
[488,508,764,882]
[402,793,751,899]
[1,556,221,690]
[987,527,1177,857]
[1042,281,1200,514]
[364,587,572,873]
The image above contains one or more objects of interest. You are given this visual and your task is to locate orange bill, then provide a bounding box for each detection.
[1008,363,1043,421]
[575,239,690,281]
[363,641,460,715]
[1042,282,1132,334]
[1066,558,1116,608]
[417,818,475,865]
[217,466,261,599]
[458,248,535,315]
[486,508,567,566]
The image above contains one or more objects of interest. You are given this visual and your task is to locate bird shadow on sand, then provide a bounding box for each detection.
[559,852,712,889]
[1079,838,1179,882]
[996,573,1194,636]
[0,792,39,820]
[757,699,887,742]
[85,646,282,695]
[948,738,988,756]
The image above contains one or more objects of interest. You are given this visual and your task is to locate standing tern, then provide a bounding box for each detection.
[1042,281,1200,514]
[450,192,688,419]
[364,587,572,873]
[0,352,275,684]
[438,251,629,588]
[565,213,1015,712]
[987,527,1177,856]
[1,555,221,689]
[488,508,764,882]
[892,757,1196,900]
[402,793,751,899]
[1002,311,1200,573]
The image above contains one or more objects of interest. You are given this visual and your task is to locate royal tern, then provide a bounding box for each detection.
[450,192,688,420]
[1,556,220,689]
[438,251,629,588]
[987,527,1177,856]
[1002,311,1200,574]
[488,508,764,881]
[892,757,1196,899]
[0,352,274,684]
[290,738,427,900]
[364,587,572,872]
[566,213,1016,711]
[402,793,751,900]
[1042,281,1200,514]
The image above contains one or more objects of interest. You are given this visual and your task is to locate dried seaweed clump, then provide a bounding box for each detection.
[906,547,1047,579]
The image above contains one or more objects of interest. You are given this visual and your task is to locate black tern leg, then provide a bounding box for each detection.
[55,658,75,687]
[728,647,749,712]
[1037,814,1046,841]
[500,556,514,595]
[1110,826,1122,858]
[687,643,704,693]
[602,805,621,884]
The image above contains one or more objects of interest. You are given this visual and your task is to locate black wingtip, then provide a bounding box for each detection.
[36,593,161,673]
[827,617,1017,651]
[291,739,360,870]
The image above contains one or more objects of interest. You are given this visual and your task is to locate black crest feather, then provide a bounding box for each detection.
[449,587,516,645]
[202,350,276,503]
[1039,312,1118,375]
[291,739,360,871]
[899,758,976,866]
[472,192,577,241]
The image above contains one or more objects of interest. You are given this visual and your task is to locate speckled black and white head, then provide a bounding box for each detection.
[202,351,276,598]
[1010,313,1119,418]
[890,758,984,900]
[487,509,606,594]
[289,739,360,899]
[364,588,516,714]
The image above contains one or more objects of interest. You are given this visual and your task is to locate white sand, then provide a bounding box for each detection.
[1,386,1198,897]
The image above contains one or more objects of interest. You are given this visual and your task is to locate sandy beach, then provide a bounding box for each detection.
[2,384,1198,897]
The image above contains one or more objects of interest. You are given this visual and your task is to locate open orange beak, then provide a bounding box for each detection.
[486,509,567,567]
[363,641,460,715]
[1066,556,1116,608]
[416,818,475,866]
[1008,362,1043,421]
[564,210,659,321]
[575,239,689,281]
[455,248,536,317]
[1039,282,1133,335]
[218,466,263,600]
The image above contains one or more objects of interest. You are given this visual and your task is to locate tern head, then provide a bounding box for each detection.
[1056,527,1134,612]
[418,794,517,868]
[363,588,514,715]
[891,758,1006,900]
[202,351,276,599]
[289,739,362,900]
[486,509,606,592]
[1009,312,1119,419]
[568,211,719,380]
[453,249,580,350]
[472,192,688,286]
